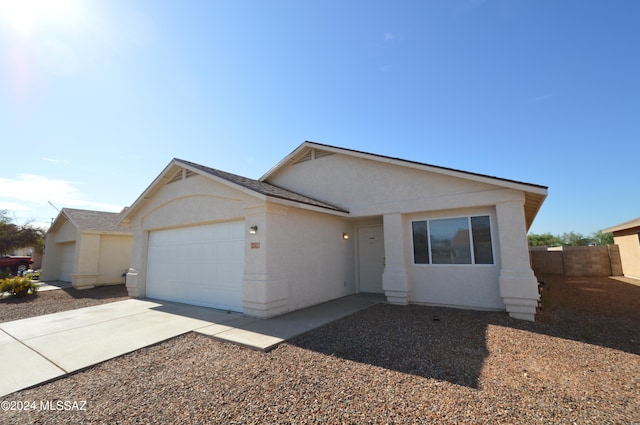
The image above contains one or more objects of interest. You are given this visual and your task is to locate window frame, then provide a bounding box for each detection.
[411,214,496,266]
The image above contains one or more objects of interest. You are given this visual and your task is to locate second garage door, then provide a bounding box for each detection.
[59,242,76,283]
[146,221,245,312]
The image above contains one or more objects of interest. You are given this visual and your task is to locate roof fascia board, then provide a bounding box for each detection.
[117,160,179,224]
[267,196,350,217]
[602,217,640,233]
[174,160,271,202]
[82,230,132,236]
[46,210,71,235]
[119,158,346,224]
[176,160,348,214]
[260,141,548,197]
[117,159,267,224]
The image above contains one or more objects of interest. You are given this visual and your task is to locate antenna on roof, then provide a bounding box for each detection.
[48,201,60,212]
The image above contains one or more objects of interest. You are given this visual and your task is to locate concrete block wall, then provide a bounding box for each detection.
[529,245,622,277]
[530,247,564,275]
[608,245,623,276]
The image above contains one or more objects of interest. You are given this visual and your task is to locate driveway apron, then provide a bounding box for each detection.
[0,294,383,397]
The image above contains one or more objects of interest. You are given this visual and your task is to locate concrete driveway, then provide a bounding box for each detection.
[0,294,383,397]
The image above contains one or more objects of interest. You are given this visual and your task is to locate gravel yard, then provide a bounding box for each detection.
[1,276,639,424]
[0,284,130,323]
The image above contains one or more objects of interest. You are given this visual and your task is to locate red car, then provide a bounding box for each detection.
[0,255,34,273]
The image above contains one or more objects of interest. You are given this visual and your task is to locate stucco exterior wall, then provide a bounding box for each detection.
[267,153,503,216]
[124,154,543,321]
[97,234,133,284]
[125,172,356,317]
[269,154,539,319]
[124,174,262,299]
[278,207,354,311]
[405,207,504,310]
[41,219,78,281]
[615,232,640,279]
[41,217,132,287]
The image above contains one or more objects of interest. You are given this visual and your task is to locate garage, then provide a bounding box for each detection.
[146,221,245,312]
[60,242,76,283]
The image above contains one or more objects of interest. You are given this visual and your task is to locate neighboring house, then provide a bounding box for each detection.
[602,217,640,279]
[119,142,547,321]
[41,208,133,289]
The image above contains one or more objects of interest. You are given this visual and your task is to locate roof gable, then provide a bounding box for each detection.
[119,158,348,223]
[261,141,548,229]
[50,208,130,234]
[262,141,548,191]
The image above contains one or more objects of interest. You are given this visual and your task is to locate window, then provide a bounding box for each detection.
[412,215,494,265]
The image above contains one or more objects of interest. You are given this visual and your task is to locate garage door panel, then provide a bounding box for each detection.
[146,221,244,312]
[60,242,75,283]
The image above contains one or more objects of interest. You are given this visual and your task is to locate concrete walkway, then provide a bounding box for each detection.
[0,294,383,397]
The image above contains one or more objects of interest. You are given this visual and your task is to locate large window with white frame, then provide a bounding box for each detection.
[412,215,494,265]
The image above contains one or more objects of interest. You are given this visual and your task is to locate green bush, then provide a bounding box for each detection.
[0,274,39,297]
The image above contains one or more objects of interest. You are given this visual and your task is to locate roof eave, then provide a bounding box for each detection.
[602,217,640,233]
[261,141,549,196]
[117,160,182,224]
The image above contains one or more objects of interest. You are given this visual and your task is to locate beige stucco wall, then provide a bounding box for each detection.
[124,172,357,318]
[405,206,503,310]
[97,234,133,284]
[268,153,540,320]
[614,232,640,279]
[125,156,542,320]
[41,218,79,281]
[124,173,262,300]
[268,153,505,216]
[243,205,354,316]
[41,217,132,287]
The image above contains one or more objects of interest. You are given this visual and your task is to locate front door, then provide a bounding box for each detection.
[358,225,385,293]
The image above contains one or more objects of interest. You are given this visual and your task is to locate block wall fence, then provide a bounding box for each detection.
[529,245,623,277]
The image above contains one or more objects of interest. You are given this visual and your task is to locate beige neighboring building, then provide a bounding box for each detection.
[41,208,133,289]
[603,217,640,279]
[119,141,548,321]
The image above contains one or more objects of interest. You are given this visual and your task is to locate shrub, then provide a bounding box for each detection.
[0,274,39,297]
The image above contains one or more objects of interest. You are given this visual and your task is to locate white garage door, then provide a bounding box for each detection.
[60,242,75,282]
[146,221,245,312]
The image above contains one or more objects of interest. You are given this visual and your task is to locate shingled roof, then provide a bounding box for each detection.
[60,208,130,233]
[175,158,348,213]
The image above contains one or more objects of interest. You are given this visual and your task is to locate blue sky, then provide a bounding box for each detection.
[0,0,638,236]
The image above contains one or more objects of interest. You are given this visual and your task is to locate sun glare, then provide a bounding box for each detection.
[0,0,75,36]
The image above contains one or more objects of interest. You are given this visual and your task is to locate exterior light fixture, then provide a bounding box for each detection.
[249,225,258,235]
[342,233,349,240]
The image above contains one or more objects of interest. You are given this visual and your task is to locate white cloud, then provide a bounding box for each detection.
[384,32,403,41]
[0,174,123,228]
[41,157,69,163]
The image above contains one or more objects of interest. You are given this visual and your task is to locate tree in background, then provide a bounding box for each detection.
[591,230,614,246]
[527,233,562,247]
[561,231,593,246]
[0,210,46,254]
[528,230,614,246]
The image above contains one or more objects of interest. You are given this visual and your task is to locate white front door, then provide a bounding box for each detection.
[358,225,385,293]
[146,221,245,312]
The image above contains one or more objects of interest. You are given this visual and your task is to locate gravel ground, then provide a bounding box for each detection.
[0,284,130,323]
[1,276,639,424]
